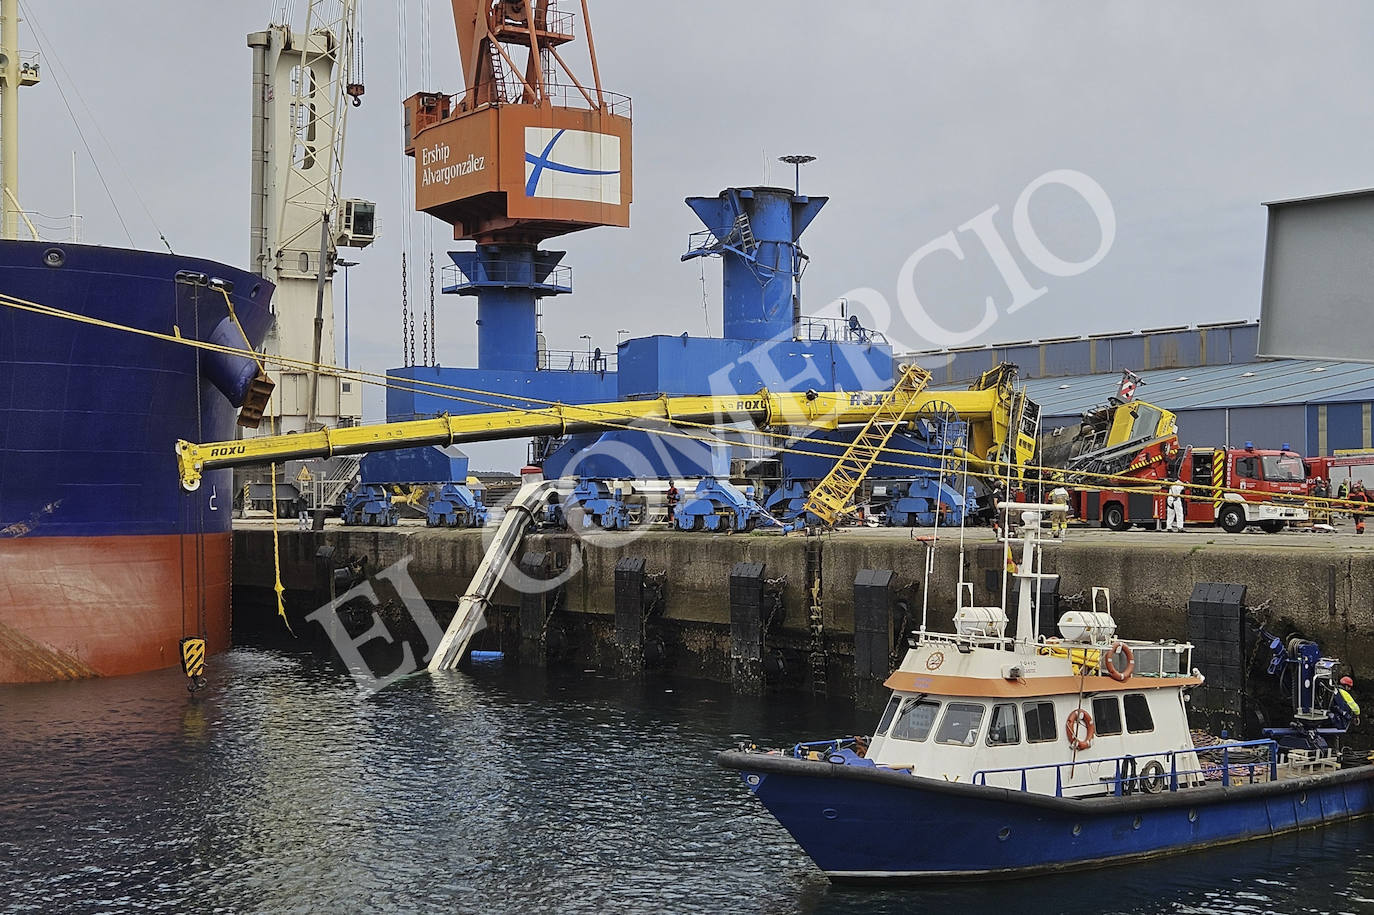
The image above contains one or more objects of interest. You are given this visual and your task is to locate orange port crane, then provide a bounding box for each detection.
[402,0,632,244]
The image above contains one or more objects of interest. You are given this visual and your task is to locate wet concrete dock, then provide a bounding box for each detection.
[231,518,1374,701]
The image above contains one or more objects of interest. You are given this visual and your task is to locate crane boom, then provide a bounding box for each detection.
[175,383,1032,492]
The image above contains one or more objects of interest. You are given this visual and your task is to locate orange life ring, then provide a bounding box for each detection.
[1066,708,1095,750]
[1105,642,1135,682]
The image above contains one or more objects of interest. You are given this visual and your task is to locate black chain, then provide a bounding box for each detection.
[401,253,413,367]
[421,255,430,366]
[429,251,437,366]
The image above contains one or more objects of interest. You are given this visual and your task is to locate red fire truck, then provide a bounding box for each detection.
[1075,440,1310,532]
[1305,452,1374,492]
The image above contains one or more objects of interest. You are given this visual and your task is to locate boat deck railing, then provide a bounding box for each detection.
[917,632,1013,651]
[1037,640,1194,679]
[787,737,867,760]
[972,738,1279,798]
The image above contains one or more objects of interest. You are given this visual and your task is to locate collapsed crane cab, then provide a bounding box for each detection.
[1039,381,1310,533]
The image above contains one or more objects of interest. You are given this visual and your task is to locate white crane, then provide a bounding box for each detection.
[248,0,375,437]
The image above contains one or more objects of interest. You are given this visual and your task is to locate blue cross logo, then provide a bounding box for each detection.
[524,128,619,197]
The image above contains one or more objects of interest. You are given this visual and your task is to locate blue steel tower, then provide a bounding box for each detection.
[446,246,572,372]
[682,187,827,342]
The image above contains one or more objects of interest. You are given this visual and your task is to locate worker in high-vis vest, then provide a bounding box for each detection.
[1332,675,1361,729]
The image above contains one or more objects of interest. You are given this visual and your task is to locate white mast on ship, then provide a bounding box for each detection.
[0,0,40,241]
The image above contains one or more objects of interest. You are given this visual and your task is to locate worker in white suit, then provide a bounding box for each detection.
[1166,477,1186,532]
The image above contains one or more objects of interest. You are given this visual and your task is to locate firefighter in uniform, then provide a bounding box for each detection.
[666,482,680,524]
[1353,482,1368,535]
[1048,480,1070,539]
[1332,675,1361,730]
[1311,477,1331,526]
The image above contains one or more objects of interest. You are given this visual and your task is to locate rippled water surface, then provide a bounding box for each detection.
[3,648,1374,914]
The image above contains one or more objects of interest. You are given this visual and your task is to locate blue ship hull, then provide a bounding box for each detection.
[0,240,273,681]
[719,751,1374,881]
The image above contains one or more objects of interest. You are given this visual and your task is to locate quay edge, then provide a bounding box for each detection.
[230,524,1374,702]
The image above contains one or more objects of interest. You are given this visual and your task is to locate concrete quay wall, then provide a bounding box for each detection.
[231,525,1374,698]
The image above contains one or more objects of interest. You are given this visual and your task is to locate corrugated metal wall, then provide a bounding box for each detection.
[914,323,1261,384]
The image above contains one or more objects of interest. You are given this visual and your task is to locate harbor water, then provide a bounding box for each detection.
[3,645,1374,914]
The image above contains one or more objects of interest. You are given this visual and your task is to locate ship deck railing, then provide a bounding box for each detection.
[972,738,1280,798]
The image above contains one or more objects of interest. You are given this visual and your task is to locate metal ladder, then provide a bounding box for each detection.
[732,211,758,254]
[804,363,933,525]
[319,454,362,507]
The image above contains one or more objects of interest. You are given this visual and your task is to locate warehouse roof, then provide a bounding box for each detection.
[1023,359,1374,418]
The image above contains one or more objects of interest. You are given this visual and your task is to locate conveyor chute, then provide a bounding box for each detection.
[427,476,559,670]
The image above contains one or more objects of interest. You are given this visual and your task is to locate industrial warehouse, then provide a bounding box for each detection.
[918,320,1374,459]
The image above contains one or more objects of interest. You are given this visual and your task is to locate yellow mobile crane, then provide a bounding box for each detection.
[175,366,1037,492]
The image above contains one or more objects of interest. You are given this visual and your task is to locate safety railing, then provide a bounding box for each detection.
[1036,640,1194,679]
[450,80,632,118]
[786,737,868,760]
[493,5,577,40]
[442,261,573,291]
[684,227,731,255]
[916,631,1013,651]
[798,315,889,346]
[972,739,1279,798]
[538,349,615,374]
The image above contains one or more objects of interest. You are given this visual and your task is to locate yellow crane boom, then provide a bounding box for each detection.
[176,369,1038,492]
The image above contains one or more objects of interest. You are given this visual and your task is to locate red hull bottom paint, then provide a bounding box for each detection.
[0,533,231,683]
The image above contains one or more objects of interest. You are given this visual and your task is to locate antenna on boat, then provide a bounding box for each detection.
[997,400,1016,624]
[917,416,955,640]
[955,429,970,616]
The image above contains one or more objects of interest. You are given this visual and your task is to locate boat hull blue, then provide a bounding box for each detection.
[719,751,1374,881]
[0,240,273,681]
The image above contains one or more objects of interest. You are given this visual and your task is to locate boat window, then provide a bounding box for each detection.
[1093,696,1124,736]
[875,695,903,737]
[1124,693,1155,733]
[935,702,986,746]
[1023,701,1058,743]
[890,698,941,743]
[986,703,1021,746]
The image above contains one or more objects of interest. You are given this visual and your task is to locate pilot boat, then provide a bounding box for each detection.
[718,502,1374,882]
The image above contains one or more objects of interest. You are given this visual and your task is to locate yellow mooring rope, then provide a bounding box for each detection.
[267,392,293,635]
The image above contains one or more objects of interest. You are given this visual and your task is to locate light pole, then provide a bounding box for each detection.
[778,154,816,195]
[617,328,629,344]
[778,156,816,338]
[579,333,591,369]
[337,259,359,368]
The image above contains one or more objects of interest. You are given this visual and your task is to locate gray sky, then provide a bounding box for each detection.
[17,1,1374,437]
